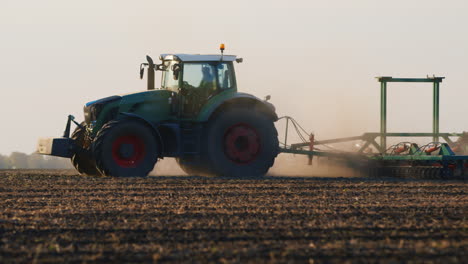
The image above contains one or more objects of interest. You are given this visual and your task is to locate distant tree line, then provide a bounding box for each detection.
[0,152,72,169]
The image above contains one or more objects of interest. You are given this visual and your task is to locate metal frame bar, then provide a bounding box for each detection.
[290,132,462,150]
[376,76,445,152]
[289,77,448,153]
[279,146,468,161]
[433,81,440,142]
[380,80,387,152]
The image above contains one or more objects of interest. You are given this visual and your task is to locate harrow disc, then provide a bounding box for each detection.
[366,165,461,180]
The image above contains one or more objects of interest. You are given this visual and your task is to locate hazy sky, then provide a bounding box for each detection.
[1,0,468,155]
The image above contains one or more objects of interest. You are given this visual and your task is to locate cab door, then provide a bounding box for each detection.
[180,62,217,116]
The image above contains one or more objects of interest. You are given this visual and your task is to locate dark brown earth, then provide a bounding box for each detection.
[0,169,466,263]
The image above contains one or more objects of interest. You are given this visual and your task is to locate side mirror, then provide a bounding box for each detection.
[139,65,145,79]
[265,95,271,101]
[172,64,180,80]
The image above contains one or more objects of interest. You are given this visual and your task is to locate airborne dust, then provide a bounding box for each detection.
[151,155,357,177]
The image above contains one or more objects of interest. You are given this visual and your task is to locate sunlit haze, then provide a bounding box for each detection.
[1,0,467,155]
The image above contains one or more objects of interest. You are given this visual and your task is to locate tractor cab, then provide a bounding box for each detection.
[141,53,241,116]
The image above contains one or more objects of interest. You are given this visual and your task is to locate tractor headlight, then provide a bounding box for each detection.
[84,105,92,124]
[83,95,121,125]
[83,103,103,124]
[88,120,97,131]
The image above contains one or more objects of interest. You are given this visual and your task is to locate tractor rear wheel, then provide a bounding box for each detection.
[92,119,159,177]
[71,122,100,176]
[204,108,278,177]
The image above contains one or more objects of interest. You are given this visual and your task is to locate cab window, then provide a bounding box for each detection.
[217,63,234,90]
[183,63,216,90]
[182,62,235,92]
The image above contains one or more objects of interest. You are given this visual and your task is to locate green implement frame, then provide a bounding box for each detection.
[377,76,445,152]
[279,76,468,178]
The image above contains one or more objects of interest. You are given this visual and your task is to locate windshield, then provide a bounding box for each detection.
[182,62,235,91]
[161,60,179,92]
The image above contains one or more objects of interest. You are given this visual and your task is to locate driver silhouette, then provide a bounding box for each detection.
[199,65,215,93]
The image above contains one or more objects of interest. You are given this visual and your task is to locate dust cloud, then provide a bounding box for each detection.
[150,155,358,177]
[268,153,358,177]
[151,158,186,176]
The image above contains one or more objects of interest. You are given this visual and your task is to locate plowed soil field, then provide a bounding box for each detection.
[0,170,466,263]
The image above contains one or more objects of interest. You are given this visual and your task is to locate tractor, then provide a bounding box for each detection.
[37,45,279,177]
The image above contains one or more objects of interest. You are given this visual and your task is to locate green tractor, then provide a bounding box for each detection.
[37,46,279,177]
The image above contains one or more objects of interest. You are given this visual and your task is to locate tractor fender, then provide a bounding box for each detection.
[197,92,278,122]
[119,112,164,157]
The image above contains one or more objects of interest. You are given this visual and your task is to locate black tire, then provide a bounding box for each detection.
[92,119,159,177]
[204,107,278,177]
[71,122,100,176]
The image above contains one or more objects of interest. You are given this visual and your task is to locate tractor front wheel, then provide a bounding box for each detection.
[92,119,159,177]
[71,122,100,176]
[205,108,278,177]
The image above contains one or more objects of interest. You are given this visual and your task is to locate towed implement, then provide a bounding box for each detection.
[281,76,468,179]
[37,45,468,179]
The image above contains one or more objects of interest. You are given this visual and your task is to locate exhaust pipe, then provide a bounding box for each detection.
[140,55,155,90]
[146,55,155,90]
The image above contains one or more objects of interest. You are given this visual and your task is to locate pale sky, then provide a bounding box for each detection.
[1,0,468,155]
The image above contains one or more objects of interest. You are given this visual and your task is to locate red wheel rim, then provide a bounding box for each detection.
[111,135,146,168]
[224,123,260,164]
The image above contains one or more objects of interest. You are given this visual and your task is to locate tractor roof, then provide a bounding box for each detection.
[160,54,237,62]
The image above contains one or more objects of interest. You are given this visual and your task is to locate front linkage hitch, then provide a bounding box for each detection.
[37,115,88,158]
[63,115,84,138]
